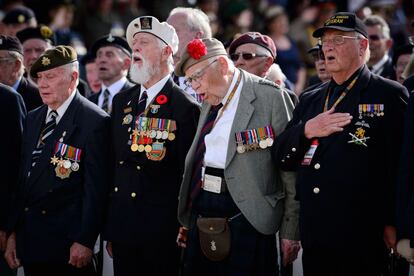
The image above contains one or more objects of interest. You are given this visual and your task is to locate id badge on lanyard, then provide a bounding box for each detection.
[301,139,319,165]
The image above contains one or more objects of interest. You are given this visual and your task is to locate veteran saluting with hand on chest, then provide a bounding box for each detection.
[5,45,111,276]
[103,16,199,276]
[175,37,300,275]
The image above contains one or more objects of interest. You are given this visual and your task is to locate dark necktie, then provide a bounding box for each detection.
[31,110,58,167]
[137,91,148,116]
[328,85,343,109]
[101,89,110,113]
[173,74,180,86]
[189,103,223,206]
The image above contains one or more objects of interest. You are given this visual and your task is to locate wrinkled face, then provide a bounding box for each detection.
[36,65,77,109]
[0,50,16,86]
[23,39,50,72]
[367,25,391,65]
[167,13,197,63]
[321,30,363,78]
[95,46,127,85]
[395,53,411,84]
[184,58,225,105]
[85,62,102,93]
[232,43,270,77]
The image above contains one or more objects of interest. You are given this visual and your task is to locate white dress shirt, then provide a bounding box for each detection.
[371,54,389,75]
[204,69,243,169]
[46,89,76,124]
[140,74,170,108]
[98,77,128,109]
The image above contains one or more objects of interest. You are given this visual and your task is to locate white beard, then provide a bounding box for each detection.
[129,56,159,85]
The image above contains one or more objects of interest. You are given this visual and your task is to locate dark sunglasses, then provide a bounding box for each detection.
[230,52,267,61]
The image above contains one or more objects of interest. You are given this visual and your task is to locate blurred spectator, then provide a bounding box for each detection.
[393,44,413,84]
[364,14,395,80]
[303,44,331,92]
[115,0,146,31]
[73,0,123,49]
[289,1,336,81]
[48,0,87,56]
[265,6,306,94]
[16,25,55,81]
[80,53,102,95]
[1,6,37,36]
[220,0,253,43]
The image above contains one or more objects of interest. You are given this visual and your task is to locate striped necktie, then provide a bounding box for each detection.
[137,91,148,116]
[188,103,223,206]
[101,89,110,113]
[31,110,58,168]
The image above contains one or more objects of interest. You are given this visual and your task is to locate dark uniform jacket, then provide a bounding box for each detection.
[88,80,134,106]
[104,78,199,245]
[0,84,26,232]
[9,92,111,263]
[397,94,414,245]
[274,65,407,254]
[403,75,414,93]
[16,76,43,112]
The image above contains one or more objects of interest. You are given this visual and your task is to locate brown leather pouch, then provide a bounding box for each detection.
[196,217,231,261]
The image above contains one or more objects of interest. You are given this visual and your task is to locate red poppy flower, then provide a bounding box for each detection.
[187,39,207,60]
[156,94,168,105]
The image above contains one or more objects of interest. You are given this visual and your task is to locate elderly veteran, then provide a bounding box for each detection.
[229,31,298,105]
[274,12,408,275]
[5,45,111,276]
[0,35,42,111]
[103,16,199,276]
[88,34,134,113]
[175,37,299,275]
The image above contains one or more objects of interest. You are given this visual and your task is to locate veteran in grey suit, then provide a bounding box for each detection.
[174,38,300,275]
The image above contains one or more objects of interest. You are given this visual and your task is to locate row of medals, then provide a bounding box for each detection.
[51,155,79,171]
[236,137,274,154]
[130,129,175,153]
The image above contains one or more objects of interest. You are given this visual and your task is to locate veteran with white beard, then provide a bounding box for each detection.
[103,16,200,276]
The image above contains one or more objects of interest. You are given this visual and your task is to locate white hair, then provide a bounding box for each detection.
[63,61,80,87]
[169,7,212,38]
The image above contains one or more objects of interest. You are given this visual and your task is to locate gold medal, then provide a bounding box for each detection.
[144,144,152,152]
[131,144,139,152]
[138,144,145,152]
[168,132,175,141]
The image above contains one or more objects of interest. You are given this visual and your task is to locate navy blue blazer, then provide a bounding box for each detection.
[9,92,111,263]
[88,80,134,106]
[0,84,26,231]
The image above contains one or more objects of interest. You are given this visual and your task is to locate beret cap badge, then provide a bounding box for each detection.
[187,39,207,60]
[17,15,25,23]
[40,26,53,39]
[42,57,51,66]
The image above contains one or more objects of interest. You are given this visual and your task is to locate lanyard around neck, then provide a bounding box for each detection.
[323,75,358,112]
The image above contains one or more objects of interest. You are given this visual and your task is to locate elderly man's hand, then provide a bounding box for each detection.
[68,242,92,268]
[281,239,301,266]
[4,232,20,269]
[304,107,352,139]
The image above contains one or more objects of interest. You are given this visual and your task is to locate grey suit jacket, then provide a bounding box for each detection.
[178,70,299,240]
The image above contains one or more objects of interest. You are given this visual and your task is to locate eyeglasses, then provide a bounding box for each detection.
[184,59,217,87]
[229,52,267,61]
[319,35,360,46]
[368,34,384,41]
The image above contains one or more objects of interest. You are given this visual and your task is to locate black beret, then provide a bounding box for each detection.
[0,35,23,54]
[90,34,131,56]
[16,25,56,45]
[2,7,35,25]
[229,32,277,59]
[313,12,368,38]
[393,44,414,66]
[30,45,77,78]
